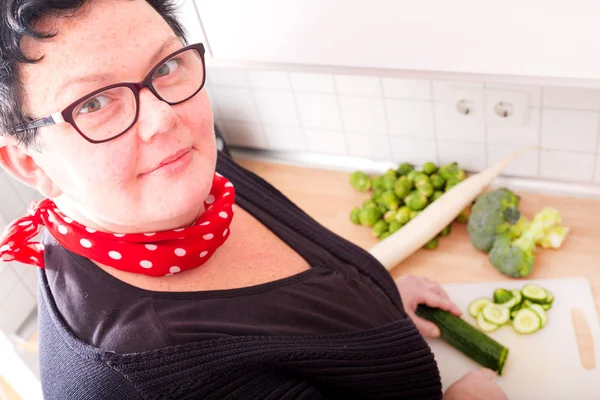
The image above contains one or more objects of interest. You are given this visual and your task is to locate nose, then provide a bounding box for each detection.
[135,88,179,142]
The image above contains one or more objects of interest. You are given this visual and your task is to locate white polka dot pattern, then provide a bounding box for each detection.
[0,172,236,277]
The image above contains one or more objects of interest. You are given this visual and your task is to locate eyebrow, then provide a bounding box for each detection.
[55,37,183,100]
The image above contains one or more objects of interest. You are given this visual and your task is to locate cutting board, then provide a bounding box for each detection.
[425,277,600,400]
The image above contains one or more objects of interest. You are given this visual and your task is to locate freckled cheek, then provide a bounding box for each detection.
[176,92,213,133]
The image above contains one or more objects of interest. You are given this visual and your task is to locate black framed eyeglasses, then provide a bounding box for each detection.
[16,42,206,144]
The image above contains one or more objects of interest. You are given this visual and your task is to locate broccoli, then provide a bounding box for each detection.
[488,207,562,278]
[467,188,521,252]
[350,171,372,192]
[537,225,570,249]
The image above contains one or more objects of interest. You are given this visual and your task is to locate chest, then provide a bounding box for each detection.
[99,206,311,292]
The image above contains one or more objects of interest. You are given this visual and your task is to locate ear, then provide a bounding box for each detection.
[0,134,61,198]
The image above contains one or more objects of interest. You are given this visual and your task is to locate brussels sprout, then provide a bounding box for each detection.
[393,178,412,199]
[410,210,421,220]
[438,162,467,182]
[406,170,420,181]
[440,224,452,236]
[404,191,429,211]
[371,175,385,191]
[388,220,402,234]
[445,177,460,192]
[383,175,397,191]
[424,237,439,249]
[430,173,445,190]
[383,210,396,223]
[359,208,382,227]
[381,191,400,211]
[350,171,372,192]
[396,162,415,176]
[372,220,389,238]
[363,199,378,210]
[350,207,361,224]
[456,206,470,223]
[379,231,392,240]
[417,182,434,198]
[371,189,385,204]
[395,206,412,224]
[415,175,431,189]
[432,190,444,202]
[378,203,388,214]
[384,169,397,179]
[412,172,428,183]
[422,162,438,176]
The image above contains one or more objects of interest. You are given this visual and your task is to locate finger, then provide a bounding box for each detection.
[422,292,463,316]
[475,368,498,381]
[412,315,441,337]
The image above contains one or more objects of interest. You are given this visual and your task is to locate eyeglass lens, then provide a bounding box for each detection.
[72,48,204,142]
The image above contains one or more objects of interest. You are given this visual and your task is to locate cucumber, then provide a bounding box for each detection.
[481,304,510,325]
[521,284,548,303]
[510,289,522,305]
[416,305,509,375]
[468,298,494,318]
[493,288,514,304]
[477,312,500,332]
[541,291,554,306]
[512,308,541,334]
[528,304,548,328]
[541,303,552,311]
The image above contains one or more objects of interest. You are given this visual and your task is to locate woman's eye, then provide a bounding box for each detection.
[78,95,110,114]
[153,59,180,78]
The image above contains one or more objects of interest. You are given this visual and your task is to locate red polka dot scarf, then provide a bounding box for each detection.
[0,172,235,277]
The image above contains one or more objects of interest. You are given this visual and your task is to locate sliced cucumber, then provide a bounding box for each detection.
[541,303,552,311]
[482,304,510,325]
[477,312,500,332]
[541,291,554,306]
[502,296,520,310]
[511,289,522,305]
[528,304,548,328]
[493,288,514,304]
[521,284,548,303]
[468,298,494,318]
[512,308,541,334]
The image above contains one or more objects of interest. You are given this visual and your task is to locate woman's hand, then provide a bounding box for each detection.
[394,275,462,337]
[443,368,508,400]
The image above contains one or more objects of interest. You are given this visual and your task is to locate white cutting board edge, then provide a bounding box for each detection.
[425,277,600,400]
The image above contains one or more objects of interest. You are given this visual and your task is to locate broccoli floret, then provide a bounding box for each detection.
[488,207,562,278]
[467,188,521,252]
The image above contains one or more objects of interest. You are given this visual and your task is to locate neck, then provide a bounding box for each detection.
[52,196,205,234]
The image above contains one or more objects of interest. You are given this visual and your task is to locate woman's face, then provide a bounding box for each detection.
[18,0,216,233]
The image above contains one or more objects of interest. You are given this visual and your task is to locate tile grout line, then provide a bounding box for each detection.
[429,80,440,165]
[537,89,544,177]
[332,76,350,155]
[287,72,309,152]
[591,110,600,182]
[482,83,489,170]
[378,78,394,163]
[244,70,270,148]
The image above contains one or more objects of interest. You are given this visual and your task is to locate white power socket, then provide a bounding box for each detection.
[485,89,531,127]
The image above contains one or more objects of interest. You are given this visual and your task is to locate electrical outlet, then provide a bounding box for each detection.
[485,89,531,127]
[445,86,485,123]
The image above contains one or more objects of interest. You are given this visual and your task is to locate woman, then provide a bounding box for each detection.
[0,0,507,399]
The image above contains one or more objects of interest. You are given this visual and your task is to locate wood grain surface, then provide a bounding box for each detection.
[236,157,600,316]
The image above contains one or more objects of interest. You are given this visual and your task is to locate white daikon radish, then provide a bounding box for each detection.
[367,146,533,271]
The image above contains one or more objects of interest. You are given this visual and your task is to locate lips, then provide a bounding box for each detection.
[144,148,191,175]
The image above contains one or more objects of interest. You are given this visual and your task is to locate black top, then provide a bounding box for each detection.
[37,151,443,399]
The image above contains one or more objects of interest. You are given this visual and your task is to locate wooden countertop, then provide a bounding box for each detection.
[236,157,600,316]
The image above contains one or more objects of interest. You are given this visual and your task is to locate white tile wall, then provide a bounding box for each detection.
[0,171,40,336]
[207,66,600,184]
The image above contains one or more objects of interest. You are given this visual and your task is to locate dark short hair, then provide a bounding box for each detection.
[0,0,188,147]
